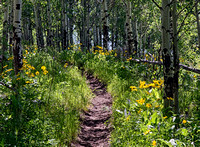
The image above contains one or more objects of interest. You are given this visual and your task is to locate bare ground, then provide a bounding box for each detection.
[71,74,112,147]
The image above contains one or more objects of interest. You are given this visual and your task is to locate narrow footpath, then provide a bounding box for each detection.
[71,74,112,147]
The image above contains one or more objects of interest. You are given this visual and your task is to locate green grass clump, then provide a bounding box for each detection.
[0,47,92,146]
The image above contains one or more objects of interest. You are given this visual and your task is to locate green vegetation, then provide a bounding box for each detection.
[0,47,92,146]
[61,47,200,146]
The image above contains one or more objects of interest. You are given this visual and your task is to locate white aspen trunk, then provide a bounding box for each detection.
[13,0,23,74]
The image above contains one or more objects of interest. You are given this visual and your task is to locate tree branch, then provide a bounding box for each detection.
[179,64,200,74]
[132,59,200,74]
[152,0,162,10]
[177,1,198,35]
[0,81,16,91]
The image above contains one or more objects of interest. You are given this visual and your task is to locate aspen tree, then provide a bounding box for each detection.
[13,0,23,74]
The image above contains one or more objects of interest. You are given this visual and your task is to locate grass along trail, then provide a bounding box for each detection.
[71,73,112,147]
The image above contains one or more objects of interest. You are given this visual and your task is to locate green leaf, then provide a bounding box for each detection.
[181,128,188,137]
[157,139,172,147]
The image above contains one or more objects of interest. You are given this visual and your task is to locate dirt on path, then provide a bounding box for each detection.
[71,74,112,147]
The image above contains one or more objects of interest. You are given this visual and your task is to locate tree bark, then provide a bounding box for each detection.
[195,0,200,49]
[102,0,109,50]
[162,0,173,114]
[126,1,134,56]
[47,0,53,47]
[1,2,9,72]
[172,0,179,116]
[33,0,44,49]
[13,0,23,75]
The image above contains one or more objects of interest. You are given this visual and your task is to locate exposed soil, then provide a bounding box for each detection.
[71,74,112,147]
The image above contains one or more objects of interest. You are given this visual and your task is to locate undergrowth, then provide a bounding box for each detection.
[0,46,92,146]
[60,46,200,147]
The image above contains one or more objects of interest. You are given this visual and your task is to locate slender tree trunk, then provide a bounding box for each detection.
[9,0,13,55]
[1,2,9,72]
[47,0,53,47]
[172,0,179,116]
[133,18,138,56]
[162,0,173,114]
[13,0,23,75]
[34,1,44,49]
[195,0,200,49]
[69,0,73,45]
[102,0,109,50]
[61,0,67,50]
[126,1,134,56]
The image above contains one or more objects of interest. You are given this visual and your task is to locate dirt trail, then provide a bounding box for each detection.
[71,74,112,147]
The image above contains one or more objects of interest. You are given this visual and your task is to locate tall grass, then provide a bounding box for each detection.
[0,47,92,146]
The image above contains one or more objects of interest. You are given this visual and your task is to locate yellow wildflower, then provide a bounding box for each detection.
[25,81,33,84]
[182,120,187,124]
[130,86,137,91]
[139,81,146,88]
[126,115,130,121]
[16,78,20,80]
[136,98,145,105]
[43,70,48,75]
[114,53,117,57]
[23,59,28,64]
[25,50,28,54]
[5,69,13,73]
[41,66,46,70]
[138,108,142,114]
[64,63,68,68]
[163,116,168,119]
[25,72,29,75]
[30,73,35,77]
[146,103,152,108]
[35,71,39,75]
[8,56,14,61]
[3,65,8,68]
[167,97,174,101]
[152,140,156,146]
[193,75,196,78]
[144,130,150,135]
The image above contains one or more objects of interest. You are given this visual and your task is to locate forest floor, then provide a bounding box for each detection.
[71,73,112,147]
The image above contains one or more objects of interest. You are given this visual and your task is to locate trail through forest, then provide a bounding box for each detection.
[71,74,112,147]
